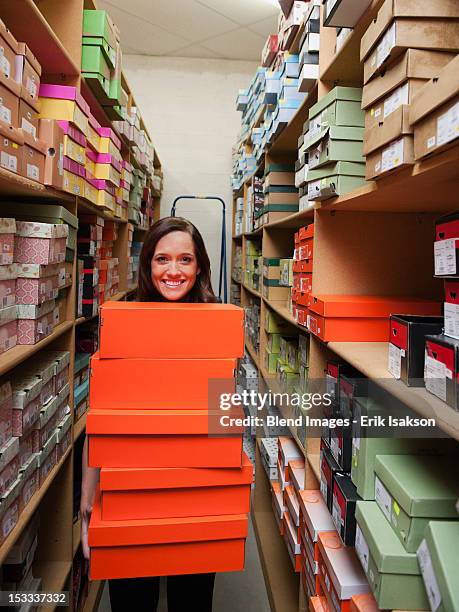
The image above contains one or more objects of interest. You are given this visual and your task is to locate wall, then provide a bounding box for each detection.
[124,55,257,298]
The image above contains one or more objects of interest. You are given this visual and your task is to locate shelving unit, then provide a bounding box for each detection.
[231,4,459,612]
[0,0,162,609]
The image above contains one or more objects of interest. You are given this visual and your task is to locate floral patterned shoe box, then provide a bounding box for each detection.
[0,264,17,310]
[14,221,68,265]
[0,305,17,356]
[0,382,13,450]
[0,218,16,265]
[17,301,59,344]
[15,263,62,305]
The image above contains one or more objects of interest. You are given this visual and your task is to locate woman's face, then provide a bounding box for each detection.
[151,231,200,301]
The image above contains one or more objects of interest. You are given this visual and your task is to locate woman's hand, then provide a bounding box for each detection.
[80,499,92,560]
[80,435,100,560]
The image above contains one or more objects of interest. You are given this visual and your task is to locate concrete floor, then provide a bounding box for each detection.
[97,518,270,612]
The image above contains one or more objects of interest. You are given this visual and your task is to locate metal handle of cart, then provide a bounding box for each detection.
[170,195,228,303]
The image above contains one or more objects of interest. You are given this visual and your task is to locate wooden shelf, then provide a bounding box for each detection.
[307,454,321,483]
[245,339,260,368]
[74,413,87,442]
[321,145,459,214]
[0,446,72,566]
[231,276,242,284]
[33,561,72,611]
[0,167,73,201]
[0,321,73,377]
[242,283,262,299]
[0,0,79,78]
[73,519,82,557]
[264,207,315,230]
[328,341,459,442]
[244,228,263,237]
[264,300,304,332]
[83,580,105,612]
[77,196,127,223]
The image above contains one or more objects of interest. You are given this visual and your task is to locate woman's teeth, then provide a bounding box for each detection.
[163,280,184,287]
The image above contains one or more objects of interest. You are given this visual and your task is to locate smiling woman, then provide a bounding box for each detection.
[137,216,219,303]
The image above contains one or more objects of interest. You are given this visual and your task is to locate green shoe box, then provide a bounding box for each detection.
[82,42,113,76]
[265,309,291,333]
[83,72,110,99]
[307,162,366,201]
[351,396,452,500]
[374,455,459,553]
[417,521,459,612]
[83,36,116,69]
[355,501,430,610]
[83,10,117,50]
[307,125,365,169]
[263,257,280,280]
[264,347,280,374]
[308,86,364,129]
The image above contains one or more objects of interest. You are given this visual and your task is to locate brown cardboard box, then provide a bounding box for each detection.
[19,99,39,138]
[364,81,424,131]
[365,135,414,180]
[363,105,411,155]
[0,122,23,175]
[15,43,41,112]
[361,49,455,109]
[410,55,459,159]
[38,118,65,190]
[264,191,299,205]
[0,19,20,96]
[265,171,295,187]
[413,96,459,160]
[360,0,459,62]
[0,81,19,128]
[363,19,459,84]
[22,131,46,183]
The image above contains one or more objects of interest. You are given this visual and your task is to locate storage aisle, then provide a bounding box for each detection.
[230,1,459,612]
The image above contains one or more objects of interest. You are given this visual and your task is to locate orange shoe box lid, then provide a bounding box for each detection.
[100,451,253,490]
[308,295,441,318]
[87,409,243,469]
[89,351,236,410]
[89,489,248,579]
[99,302,244,359]
[87,408,244,435]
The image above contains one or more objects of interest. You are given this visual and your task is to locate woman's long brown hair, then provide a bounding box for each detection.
[137,217,218,303]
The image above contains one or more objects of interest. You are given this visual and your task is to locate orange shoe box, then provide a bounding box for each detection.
[89,351,237,410]
[89,489,248,580]
[98,302,244,359]
[307,295,441,342]
[99,452,253,520]
[87,409,243,468]
[350,594,380,612]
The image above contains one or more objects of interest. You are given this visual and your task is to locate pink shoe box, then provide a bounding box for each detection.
[0,264,17,309]
[25,350,57,405]
[18,429,39,468]
[12,373,42,438]
[0,453,19,496]
[0,381,13,448]
[40,350,70,395]
[33,393,59,449]
[0,306,17,355]
[17,303,58,345]
[15,263,60,305]
[18,453,39,513]
[56,383,70,422]
[0,218,16,265]
[0,477,20,545]
[38,432,57,487]
[14,221,68,265]
[56,413,71,462]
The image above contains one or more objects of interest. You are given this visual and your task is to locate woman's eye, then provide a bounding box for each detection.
[156,256,167,263]
[181,257,192,263]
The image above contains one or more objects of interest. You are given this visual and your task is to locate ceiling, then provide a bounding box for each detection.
[97,0,279,60]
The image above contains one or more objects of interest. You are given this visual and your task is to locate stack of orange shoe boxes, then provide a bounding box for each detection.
[87,301,253,580]
[293,224,314,328]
